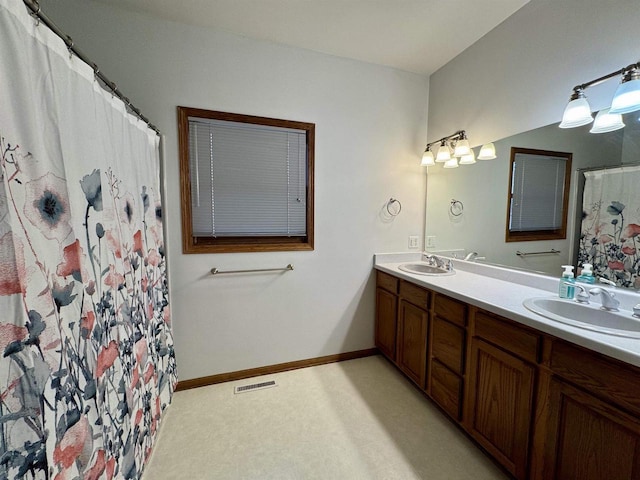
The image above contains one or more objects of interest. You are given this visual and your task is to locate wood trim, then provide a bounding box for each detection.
[174,348,378,391]
[177,106,193,255]
[505,147,572,243]
[176,106,315,254]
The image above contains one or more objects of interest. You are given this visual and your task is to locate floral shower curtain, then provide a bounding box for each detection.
[578,165,640,289]
[0,1,177,479]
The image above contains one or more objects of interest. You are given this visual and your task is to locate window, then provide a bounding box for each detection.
[505,147,572,242]
[178,107,314,253]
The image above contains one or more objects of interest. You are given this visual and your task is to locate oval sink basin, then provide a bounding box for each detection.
[398,263,455,276]
[523,297,640,338]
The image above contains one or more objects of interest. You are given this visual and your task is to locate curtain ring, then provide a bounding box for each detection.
[29,4,41,26]
[386,198,402,216]
[64,35,74,59]
[450,199,464,216]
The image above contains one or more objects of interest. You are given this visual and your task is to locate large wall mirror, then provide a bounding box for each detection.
[424,111,640,287]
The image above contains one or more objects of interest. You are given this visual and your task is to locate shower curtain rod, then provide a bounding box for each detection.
[22,0,161,136]
[577,162,640,173]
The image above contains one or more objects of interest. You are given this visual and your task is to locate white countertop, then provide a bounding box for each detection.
[374,252,640,368]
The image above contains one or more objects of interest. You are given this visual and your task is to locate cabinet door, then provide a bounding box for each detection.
[466,338,535,479]
[397,299,428,387]
[375,287,397,360]
[543,378,640,480]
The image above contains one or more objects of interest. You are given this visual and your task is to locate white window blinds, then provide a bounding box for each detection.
[188,117,307,237]
[509,153,567,232]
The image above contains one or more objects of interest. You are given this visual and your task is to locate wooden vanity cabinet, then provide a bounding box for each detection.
[465,311,539,479]
[375,271,398,360]
[533,340,640,480]
[374,273,429,388]
[374,269,640,480]
[429,294,467,420]
[396,281,429,387]
[542,378,640,480]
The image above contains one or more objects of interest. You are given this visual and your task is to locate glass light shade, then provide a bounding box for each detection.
[436,143,451,162]
[589,108,625,134]
[443,157,459,169]
[477,143,496,160]
[559,96,593,128]
[609,77,640,114]
[459,149,476,164]
[421,149,435,166]
[453,138,470,157]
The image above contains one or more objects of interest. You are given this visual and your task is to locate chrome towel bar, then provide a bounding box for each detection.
[516,249,560,257]
[210,264,294,275]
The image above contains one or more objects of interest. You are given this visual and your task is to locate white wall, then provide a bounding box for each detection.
[427,0,640,147]
[42,0,429,380]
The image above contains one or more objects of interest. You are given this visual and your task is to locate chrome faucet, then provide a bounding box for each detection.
[422,254,442,266]
[463,252,486,262]
[422,254,454,272]
[589,287,620,311]
[597,277,617,287]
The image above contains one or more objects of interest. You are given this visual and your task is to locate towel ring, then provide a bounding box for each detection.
[386,198,402,216]
[450,199,464,217]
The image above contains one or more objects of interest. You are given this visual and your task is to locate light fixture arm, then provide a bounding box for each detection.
[571,61,640,94]
[424,130,466,151]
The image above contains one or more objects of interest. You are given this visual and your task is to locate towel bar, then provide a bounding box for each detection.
[210,264,294,275]
[516,249,560,257]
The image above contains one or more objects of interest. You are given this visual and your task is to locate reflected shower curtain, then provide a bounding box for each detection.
[0,1,177,479]
[578,165,640,289]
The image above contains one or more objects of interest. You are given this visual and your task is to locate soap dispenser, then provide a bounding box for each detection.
[576,263,596,284]
[559,265,575,299]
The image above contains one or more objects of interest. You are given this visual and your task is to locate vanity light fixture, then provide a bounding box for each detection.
[459,149,476,164]
[421,130,495,168]
[477,142,496,160]
[436,140,452,162]
[560,61,640,132]
[443,157,459,168]
[453,131,470,157]
[421,145,435,166]
[559,88,593,128]
[590,108,625,134]
[610,67,640,114]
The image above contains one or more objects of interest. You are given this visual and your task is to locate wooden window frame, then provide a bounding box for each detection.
[178,106,315,253]
[505,147,572,242]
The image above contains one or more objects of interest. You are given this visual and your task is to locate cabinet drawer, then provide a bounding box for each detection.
[434,294,467,327]
[432,317,465,374]
[550,340,640,415]
[399,280,430,309]
[431,359,462,420]
[474,311,540,363]
[376,270,398,294]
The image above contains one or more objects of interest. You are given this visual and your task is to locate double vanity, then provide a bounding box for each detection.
[374,252,640,480]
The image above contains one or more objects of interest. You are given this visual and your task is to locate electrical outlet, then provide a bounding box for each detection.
[408,235,419,249]
[426,236,436,249]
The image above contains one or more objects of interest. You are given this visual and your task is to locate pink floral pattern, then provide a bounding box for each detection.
[579,199,640,288]
[0,136,176,479]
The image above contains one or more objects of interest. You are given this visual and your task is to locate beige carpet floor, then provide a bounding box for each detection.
[143,355,508,479]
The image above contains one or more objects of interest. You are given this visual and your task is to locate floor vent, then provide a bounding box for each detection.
[234,380,277,394]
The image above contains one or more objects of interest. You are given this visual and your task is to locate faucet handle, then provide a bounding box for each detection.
[588,287,620,311]
[573,284,590,303]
